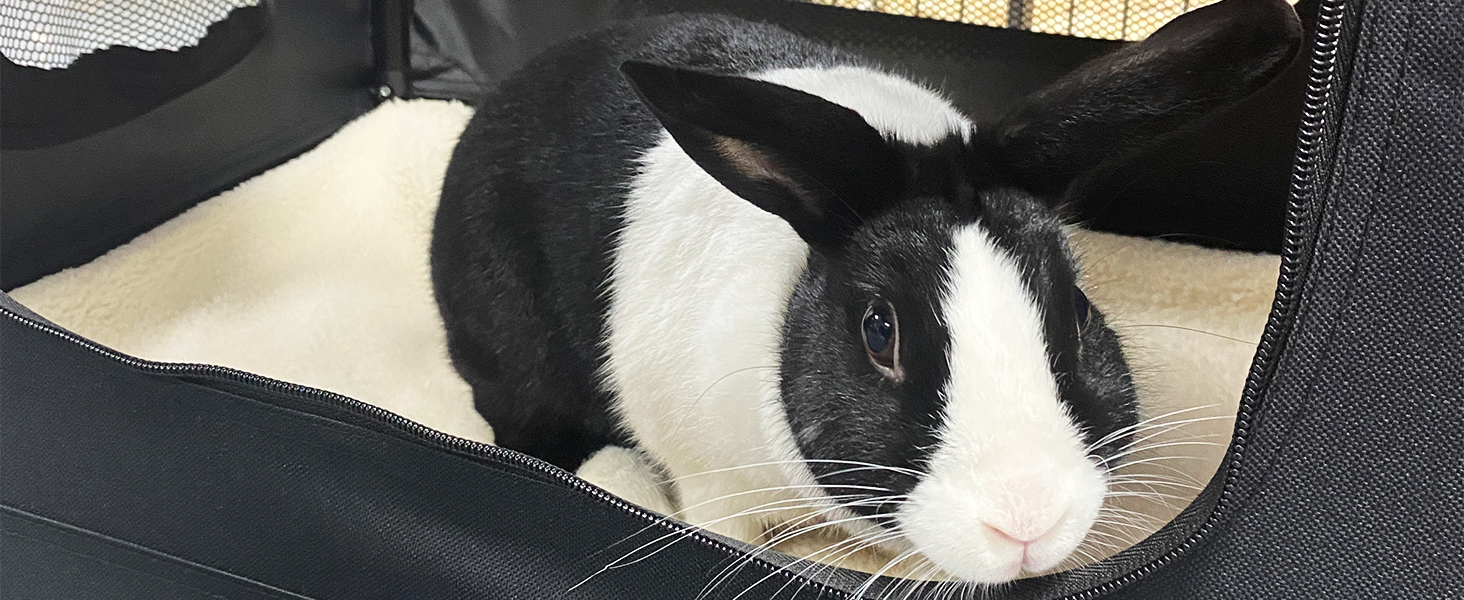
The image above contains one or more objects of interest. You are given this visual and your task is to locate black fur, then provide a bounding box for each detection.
[432,0,1300,507]
[994,0,1303,202]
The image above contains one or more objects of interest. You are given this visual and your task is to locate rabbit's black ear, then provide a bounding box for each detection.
[621,61,905,248]
[995,0,1303,201]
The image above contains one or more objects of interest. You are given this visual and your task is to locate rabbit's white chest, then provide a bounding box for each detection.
[602,133,814,536]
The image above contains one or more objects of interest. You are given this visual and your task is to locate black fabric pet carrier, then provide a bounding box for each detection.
[2,0,1459,598]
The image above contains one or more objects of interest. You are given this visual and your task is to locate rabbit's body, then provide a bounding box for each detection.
[433,16,851,467]
[434,2,1300,584]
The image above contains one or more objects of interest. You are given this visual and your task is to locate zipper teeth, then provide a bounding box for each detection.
[1056,1,1350,598]
[0,307,820,591]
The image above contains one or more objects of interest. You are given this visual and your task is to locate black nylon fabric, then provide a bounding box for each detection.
[409,0,1121,123]
[0,6,267,151]
[0,1,377,291]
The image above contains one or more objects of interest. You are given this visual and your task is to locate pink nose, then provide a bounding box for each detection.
[983,513,1060,545]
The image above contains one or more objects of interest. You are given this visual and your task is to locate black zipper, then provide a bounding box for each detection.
[1051,0,1353,597]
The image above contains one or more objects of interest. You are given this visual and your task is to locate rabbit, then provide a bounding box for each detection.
[431,0,1301,584]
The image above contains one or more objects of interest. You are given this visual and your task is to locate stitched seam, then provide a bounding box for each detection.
[1,521,312,600]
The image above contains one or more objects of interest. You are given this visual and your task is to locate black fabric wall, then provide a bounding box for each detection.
[0,1,378,291]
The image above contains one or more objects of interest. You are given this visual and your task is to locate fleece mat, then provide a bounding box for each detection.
[11,98,1281,576]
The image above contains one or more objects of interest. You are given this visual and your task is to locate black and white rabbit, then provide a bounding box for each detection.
[432,0,1300,583]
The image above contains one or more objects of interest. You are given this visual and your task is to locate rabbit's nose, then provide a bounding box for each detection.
[982,509,1063,545]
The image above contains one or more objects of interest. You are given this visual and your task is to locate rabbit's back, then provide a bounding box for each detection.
[430,15,855,468]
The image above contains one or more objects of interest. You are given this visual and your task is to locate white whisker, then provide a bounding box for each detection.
[853,546,925,598]
[1083,405,1222,453]
[703,496,910,599]
[663,458,923,485]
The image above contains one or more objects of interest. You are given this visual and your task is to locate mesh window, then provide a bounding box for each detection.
[0,0,259,70]
[807,0,1298,40]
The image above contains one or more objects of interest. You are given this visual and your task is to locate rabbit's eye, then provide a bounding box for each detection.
[1073,287,1092,332]
[862,301,902,381]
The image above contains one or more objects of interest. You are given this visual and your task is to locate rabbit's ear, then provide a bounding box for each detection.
[621,61,905,248]
[995,0,1302,201]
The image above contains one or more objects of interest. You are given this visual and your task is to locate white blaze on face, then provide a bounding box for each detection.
[898,224,1105,584]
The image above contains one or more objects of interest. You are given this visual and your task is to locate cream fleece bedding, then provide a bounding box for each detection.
[12,98,1281,576]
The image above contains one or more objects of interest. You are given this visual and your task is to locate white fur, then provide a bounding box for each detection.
[754,66,973,145]
[576,446,678,516]
[602,65,975,545]
[603,133,810,543]
[899,224,1105,583]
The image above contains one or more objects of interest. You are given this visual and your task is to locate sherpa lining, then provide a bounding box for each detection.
[11,98,1280,574]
